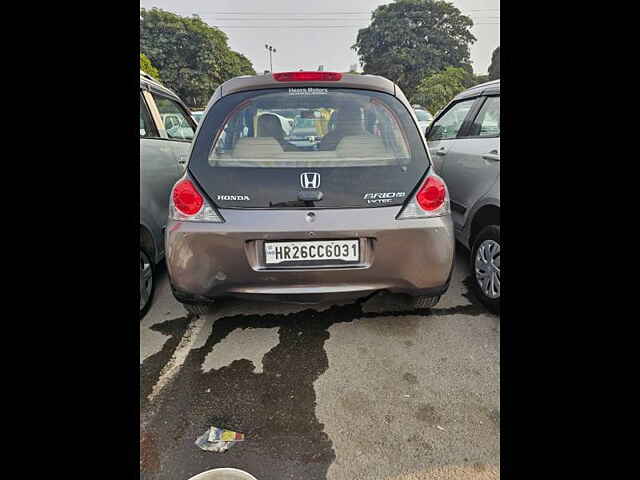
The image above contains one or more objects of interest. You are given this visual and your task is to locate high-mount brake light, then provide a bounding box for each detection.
[273,71,342,82]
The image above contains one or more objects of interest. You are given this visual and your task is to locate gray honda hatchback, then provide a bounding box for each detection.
[165,72,455,315]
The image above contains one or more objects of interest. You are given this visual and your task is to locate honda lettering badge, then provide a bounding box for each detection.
[300,172,320,189]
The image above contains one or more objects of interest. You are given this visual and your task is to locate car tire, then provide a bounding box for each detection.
[411,295,441,309]
[470,225,500,314]
[182,303,211,316]
[140,246,155,319]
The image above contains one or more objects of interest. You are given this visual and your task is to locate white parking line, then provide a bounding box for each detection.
[147,314,207,404]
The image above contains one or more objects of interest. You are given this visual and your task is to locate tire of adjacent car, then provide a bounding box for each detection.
[139,245,156,319]
[470,225,500,314]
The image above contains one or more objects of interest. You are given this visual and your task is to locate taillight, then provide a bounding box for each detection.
[169,178,224,223]
[173,179,203,215]
[416,176,446,211]
[397,173,450,220]
[273,71,342,82]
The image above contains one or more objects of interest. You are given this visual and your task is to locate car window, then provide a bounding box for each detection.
[427,99,475,141]
[192,112,204,123]
[467,96,500,137]
[140,94,158,138]
[151,94,195,141]
[207,89,412,168]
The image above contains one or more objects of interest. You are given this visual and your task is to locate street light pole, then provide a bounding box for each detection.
[265,44,276,72]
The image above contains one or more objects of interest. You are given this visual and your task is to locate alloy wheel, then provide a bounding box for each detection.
[475,239,500,299]
[140,249,153,311]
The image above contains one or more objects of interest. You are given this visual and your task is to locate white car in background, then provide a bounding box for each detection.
[191,110,205,123]
[413,107,434,135]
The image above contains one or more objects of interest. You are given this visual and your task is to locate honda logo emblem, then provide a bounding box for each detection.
[300,172,320,189]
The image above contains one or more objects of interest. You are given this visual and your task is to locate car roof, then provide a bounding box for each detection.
[215,72,396,97]
[139,70,181,101]
[453,79,500,101]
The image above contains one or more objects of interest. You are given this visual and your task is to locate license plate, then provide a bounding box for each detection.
[264,240,359,264]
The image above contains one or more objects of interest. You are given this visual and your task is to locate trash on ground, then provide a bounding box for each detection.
[195,426,245,453]
[436,425,446,431]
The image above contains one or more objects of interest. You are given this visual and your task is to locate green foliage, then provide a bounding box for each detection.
[488,46,500,80]
[140,53,160,80]
[411,66,470,114]
[353,0,476,98]
[140,8,256,108]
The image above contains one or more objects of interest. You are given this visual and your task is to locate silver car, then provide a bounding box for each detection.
[426,80,500,313]
[140,71,196,317]
[165,72,455,315]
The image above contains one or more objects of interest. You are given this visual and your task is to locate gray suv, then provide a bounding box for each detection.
[426,80,500,313]
[165,71,455,315]
[140,71,196,318]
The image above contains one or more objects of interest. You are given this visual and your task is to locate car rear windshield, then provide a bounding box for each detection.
[188,88,430,209]
[206,89,412,168]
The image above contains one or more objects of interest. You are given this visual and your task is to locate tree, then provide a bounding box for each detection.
[459,62,480,88]
[411,66,469,114]
[140,8,256,108]
[353,0,476,98]
[222,50,256,79]
[140,53,160,80]
[488,46,500,80]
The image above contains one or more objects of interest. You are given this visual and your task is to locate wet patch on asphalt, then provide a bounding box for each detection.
[140,316,192,476]
[140,316,191,412]
[140,288,490,480]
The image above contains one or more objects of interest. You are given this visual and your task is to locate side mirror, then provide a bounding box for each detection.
[424,125,432,139]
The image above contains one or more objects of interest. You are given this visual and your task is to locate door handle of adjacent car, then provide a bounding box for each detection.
[482,150,500,162]
[435,147,448,156]
[177,155,188,171]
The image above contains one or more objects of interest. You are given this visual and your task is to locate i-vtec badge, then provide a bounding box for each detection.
[363,192,406,204]
[217,194,250,201]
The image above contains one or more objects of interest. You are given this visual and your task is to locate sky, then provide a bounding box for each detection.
[140,0,499,75]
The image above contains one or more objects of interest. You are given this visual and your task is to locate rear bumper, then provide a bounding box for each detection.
[165,207,455,304]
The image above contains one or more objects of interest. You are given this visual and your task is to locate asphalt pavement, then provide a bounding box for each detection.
[140,246,500,480]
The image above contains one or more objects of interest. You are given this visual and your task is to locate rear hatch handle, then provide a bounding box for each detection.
[482,150,500,162]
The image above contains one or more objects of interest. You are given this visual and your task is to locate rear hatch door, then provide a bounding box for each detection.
[188,87,431,209]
